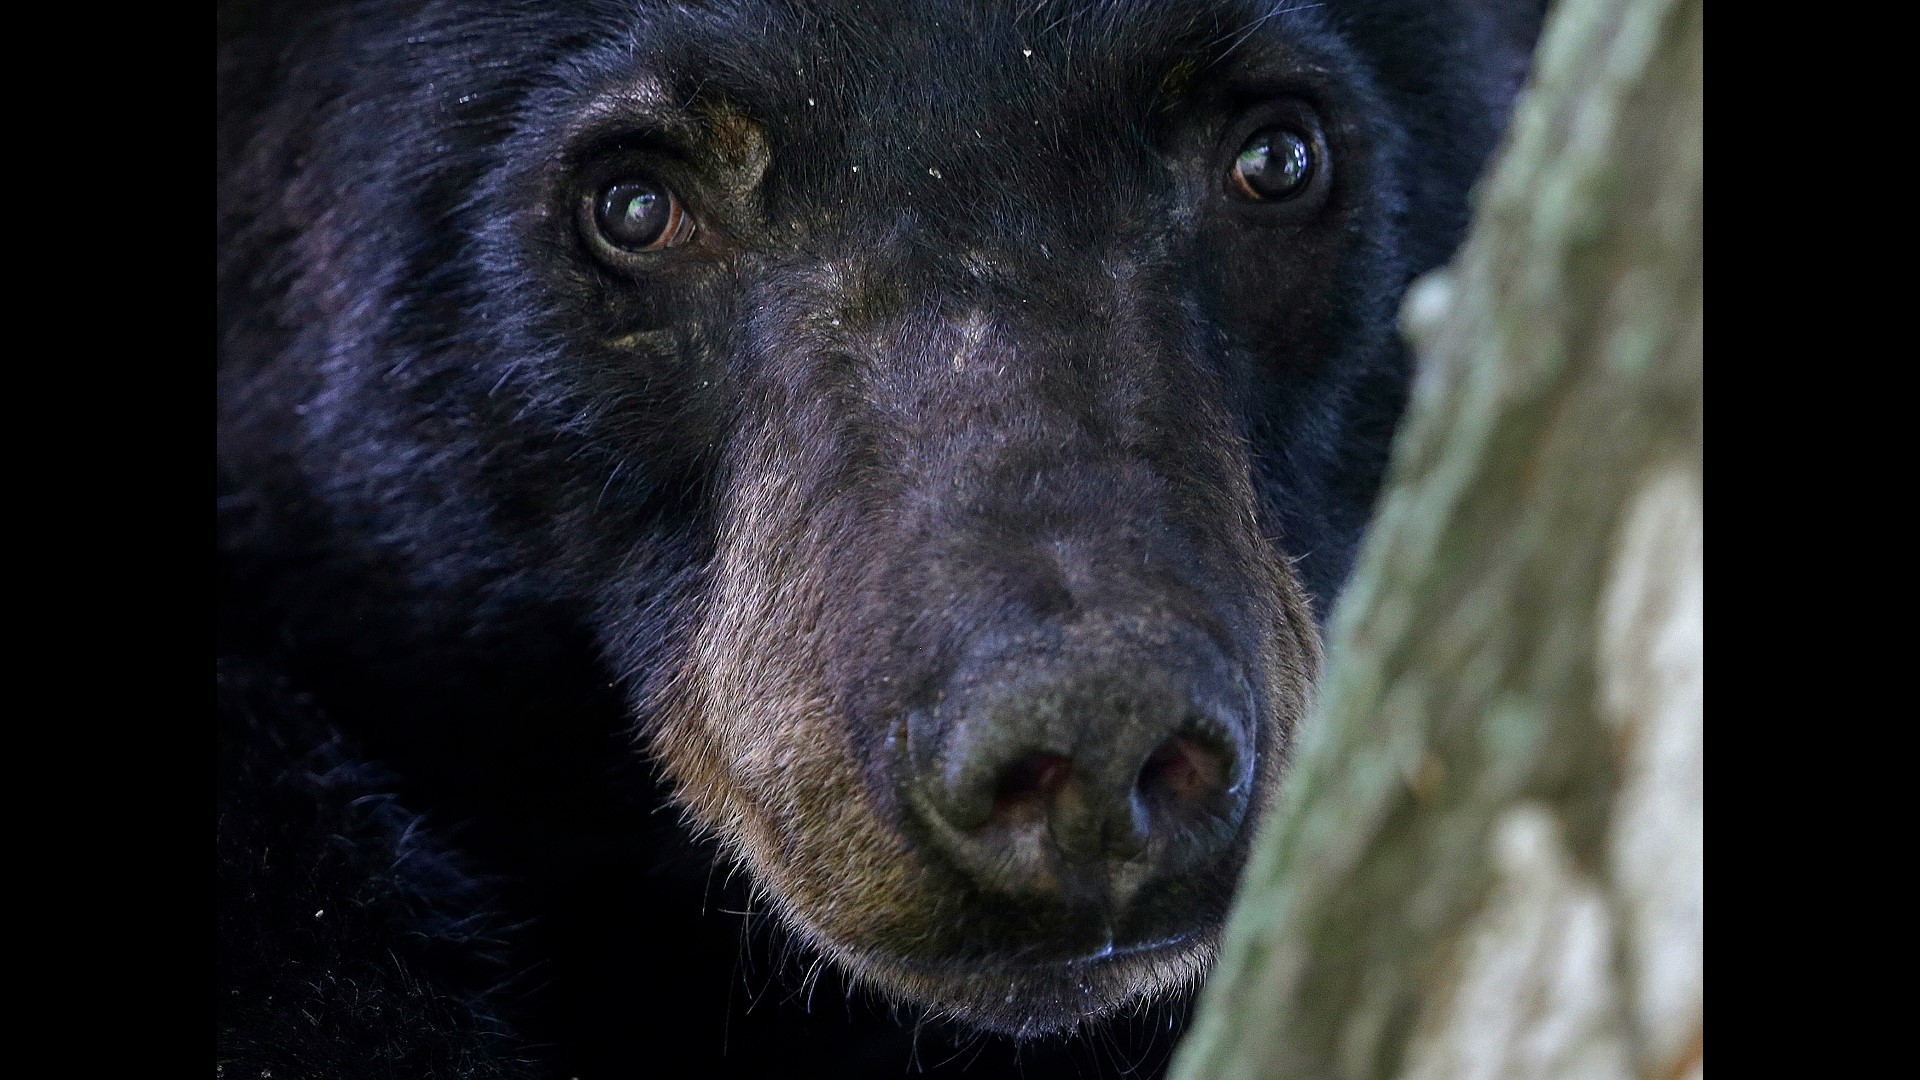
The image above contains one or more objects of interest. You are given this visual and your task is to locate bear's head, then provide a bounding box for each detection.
[219,0,1537,1037]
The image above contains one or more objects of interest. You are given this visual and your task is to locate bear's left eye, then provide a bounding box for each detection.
[1230,127,1317,201]
[589,176,693,253]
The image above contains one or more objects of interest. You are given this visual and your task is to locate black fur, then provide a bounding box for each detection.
[218,1,1542,1075]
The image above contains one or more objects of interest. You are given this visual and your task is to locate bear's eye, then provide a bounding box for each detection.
[591,177,692,251]
[1230,127,1316,201]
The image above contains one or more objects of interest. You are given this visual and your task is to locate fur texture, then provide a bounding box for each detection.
[218,1,1542,1074]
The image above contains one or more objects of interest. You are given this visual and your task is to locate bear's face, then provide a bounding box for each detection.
[225,0,1528,1040]
[509,8,1390,1033]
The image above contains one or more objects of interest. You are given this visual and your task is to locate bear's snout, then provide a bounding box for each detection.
[671,287,1321,1031]
[906,616,1256,921]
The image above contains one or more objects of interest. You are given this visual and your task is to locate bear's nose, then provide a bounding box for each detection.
[906,634,1256,906]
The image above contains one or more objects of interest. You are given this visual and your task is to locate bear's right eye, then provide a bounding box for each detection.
[589,176,693,253]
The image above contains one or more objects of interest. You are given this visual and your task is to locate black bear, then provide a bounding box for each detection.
[217,1,1543,1075]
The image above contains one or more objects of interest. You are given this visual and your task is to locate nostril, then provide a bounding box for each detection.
[909,644,1260,899]
[989,753,1072,827]
[1136,733,1231,806]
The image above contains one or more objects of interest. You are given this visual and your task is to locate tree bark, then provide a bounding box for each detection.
[1169,0,1702,1077]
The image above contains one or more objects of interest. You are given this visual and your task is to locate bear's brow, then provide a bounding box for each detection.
[556,1,1330,158]
[564,77,698,146]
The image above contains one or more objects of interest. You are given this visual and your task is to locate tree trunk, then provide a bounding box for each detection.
[1169,0,1702,1077]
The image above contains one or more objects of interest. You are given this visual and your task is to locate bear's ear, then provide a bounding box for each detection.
[1478,0,1554,47]
[1505,2,1554,56]
[1473,0,1555,93]
[1346,0,1554,107]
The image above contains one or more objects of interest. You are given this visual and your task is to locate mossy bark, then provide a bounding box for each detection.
[1169,1,1702,1077]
